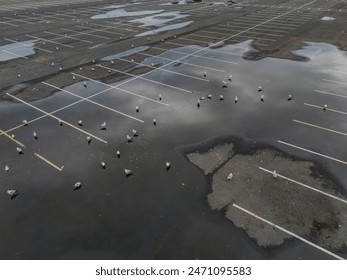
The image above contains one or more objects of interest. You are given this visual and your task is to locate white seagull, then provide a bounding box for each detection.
[16,147,23,154]
[22,120,28,126]
[323,104,328,112]
[87,136,92,144]
[77,120,83,126]
[125,169,132,176]
[7,189,19,199]
[234,96,238,103]
[101,162,106,169]
[153,119,157,126]
[207,94,212,99]
[132,129,138,136]
[227,74,232,81]
[260,95,265,102]
[73,182,82,191]
[258,85,263,92]
[203,71,207,77]
[166,162,171,170]
[220,95,224,101]
[288,94,293,101]
[33,131,37,139]
[117,150,120,158]
[135,106,139,113]
[100,122,106,130]
[5,165,9,172]
[127,135,132,142]
[272,170,278,178]
[222,80,228,88]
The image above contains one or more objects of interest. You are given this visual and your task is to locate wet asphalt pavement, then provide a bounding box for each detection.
[1,0,347,259]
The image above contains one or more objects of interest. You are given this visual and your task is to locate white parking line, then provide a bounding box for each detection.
[42,82,144,123]
[25,34,74,48]
[60,28,110,39]
[6,93,108,144]
[4,16,35,25]
[293,119,347,137]
[233,203,344,260]
[4,38,53,53]
[323,78,347,86]
[116,57,209,82]
[0,49,29,59]
[34,153,63,172]
[97,65,192,93]
[304,103,347,116]
[314,89,347,99]
[44,31,94,44]
[328,69,347,75]
[0,20,19,27]
[71,72,171,106]
[259,167,347,204]
[277,140,347,165]
[141,49,226,72]
[78,26,125,36]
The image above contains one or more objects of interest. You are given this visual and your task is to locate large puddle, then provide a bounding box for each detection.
[1,41,347,259]
[0,40,37,62]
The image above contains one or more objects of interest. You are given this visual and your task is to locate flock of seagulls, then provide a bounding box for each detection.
[4,113,172,197]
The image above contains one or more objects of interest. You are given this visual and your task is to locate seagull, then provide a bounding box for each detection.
[227,74,232,81]
[135,106,139,113]
[78,120,83,126]
[5,165,9,172]
[7,190,19,199]
[323,104,327,112]
[132,129,138,136]
[16,147,23,154]
[50,62,55,67]
[234,96,238,103]
[127,135,133,142]
[197,100,200,108]
[200,97,205,100]
[258,85,263,92]
[33,131,38,139]
[131,58,134,62]
[272,170,278,178]
[72,75,76,80]
[108,69,111,74]
[203,71,207,77]
[101,162,106,169]
[87,136,92,144]
[166,162,171,170]
[117,150,120,158]
[153,119,157,126]
[100,122,106,130]
[17,74,21,78]
[220,95,224,101]
[131,44,134,48]
[22,120,28,126]
[56,46,59,51]
[59,67,63,71]
[73,182,82,191]
[11,134,15,139]
[159,94,162,100]
[92,59,95,63]
[222,80,228,88]
[207,94,212,99]
[260,95,265,102]
[91,67,95,71]
[227,172,233,180]
[287,94,293,101]
[83,81,87,88]
[125,169,132,176]
[111,60,115,64]
[58,119,63,126]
